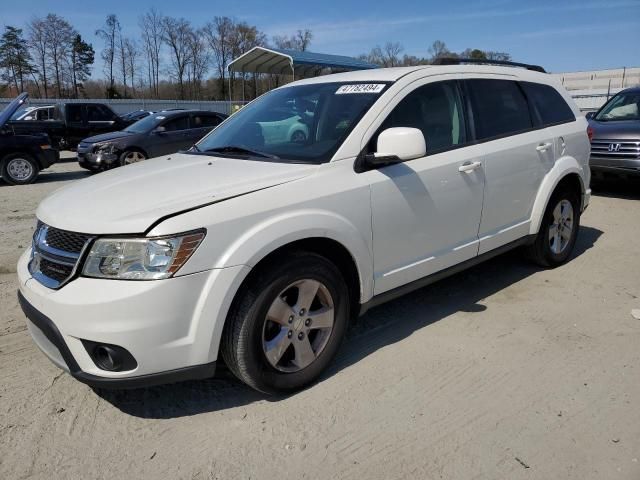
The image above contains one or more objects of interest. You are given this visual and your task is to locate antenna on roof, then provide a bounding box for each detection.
[432,57,546,73]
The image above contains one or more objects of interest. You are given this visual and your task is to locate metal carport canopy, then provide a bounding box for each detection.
[228,46,379,76]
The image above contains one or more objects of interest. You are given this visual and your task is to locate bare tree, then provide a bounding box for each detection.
[189,30,209,99]
[27,17,48,97]
[428,40,451,62]
[273,29,312,51]
[203,16,234,100]
[139,8,164,97]
[116,21,128,97]
[161,16,192,100]
[96,14,119,97]
[44,14,74,97]
[124,38,138,96]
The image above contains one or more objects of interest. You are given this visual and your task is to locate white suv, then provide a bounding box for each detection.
[18,63,591,394]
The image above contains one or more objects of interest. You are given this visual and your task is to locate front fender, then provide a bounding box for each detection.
[217,209,374,303]
[529,156,587,235]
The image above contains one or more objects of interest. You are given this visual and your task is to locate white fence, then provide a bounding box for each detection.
[0,98,246,115]
[0,92,629,115]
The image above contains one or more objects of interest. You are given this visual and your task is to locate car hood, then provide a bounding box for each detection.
[0,92,28,128]
[37,153,318,234]
[589,119,640,140]
[81,130,136,144]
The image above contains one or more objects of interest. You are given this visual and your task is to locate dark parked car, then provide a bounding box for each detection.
[587,87,640,181]
[10,102,133,149]
[77,109,227,170]
[0,93,59,185]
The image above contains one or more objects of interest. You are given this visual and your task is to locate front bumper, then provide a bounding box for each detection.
[17,248,249,389]
[77,147,119,169]
[589,156,640,178]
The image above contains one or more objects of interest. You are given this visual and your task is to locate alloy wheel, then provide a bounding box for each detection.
[548,199,574,254]
[7,158,34,181]
[262,278,335,372]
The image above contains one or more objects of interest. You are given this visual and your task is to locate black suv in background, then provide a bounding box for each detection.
[10,102,133,149]
[0,93,59,185]
[587,87,640,181]
[77,109,227,171]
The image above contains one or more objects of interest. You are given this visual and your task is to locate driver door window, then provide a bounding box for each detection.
[373,81,467,155]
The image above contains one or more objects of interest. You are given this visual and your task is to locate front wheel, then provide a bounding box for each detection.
[221,252,349,394]
[527,188,580,267]
[1,153,40,185]
[119,149,147,166]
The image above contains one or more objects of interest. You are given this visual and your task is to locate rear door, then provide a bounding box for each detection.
[188,113,223,145]
[465,78,553,254]
[85,104,119,140]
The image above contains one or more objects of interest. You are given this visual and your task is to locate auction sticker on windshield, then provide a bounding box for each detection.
[335,84,385,94]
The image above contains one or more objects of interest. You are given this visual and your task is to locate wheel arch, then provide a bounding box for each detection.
[237,237,362,319]
[529,158,586,235]
[121,145,149,158]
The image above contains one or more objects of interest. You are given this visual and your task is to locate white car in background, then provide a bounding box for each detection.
[18,60,590,394]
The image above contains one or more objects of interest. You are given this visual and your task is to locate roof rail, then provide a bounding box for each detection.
[432,57,546,73]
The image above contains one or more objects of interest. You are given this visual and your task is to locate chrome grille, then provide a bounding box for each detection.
[590,139,640,160]
[44,228,91,254]
[29,223,94,289]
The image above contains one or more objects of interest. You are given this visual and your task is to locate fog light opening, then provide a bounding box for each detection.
[94,345,121,371]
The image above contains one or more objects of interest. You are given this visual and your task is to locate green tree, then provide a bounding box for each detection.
[0,26,35,93]
[70,34,95,98]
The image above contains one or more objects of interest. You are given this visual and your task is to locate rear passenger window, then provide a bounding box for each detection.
[467,79,533,140]
[520,82,575,126]
[163,116,189,131]
[377,81,467,153]
[192,114,221,128]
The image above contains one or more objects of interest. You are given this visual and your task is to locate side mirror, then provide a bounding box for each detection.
[363,127,426,169]
[585,111,596,120]
[153,125,167,135]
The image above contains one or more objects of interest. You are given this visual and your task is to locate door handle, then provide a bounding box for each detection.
[536,142,553,152]
[458,161,482,173]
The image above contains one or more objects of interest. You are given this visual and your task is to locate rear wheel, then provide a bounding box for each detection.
[119,149,147,166]
[527,188,580,267]
[1,153,39,185]
[221,252,349,394]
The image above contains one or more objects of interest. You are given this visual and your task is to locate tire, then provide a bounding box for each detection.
[119,149,147,166]
[290,130,306,143]
[221,252,350,394]
[526,187,581,267]
[1,153,40,185]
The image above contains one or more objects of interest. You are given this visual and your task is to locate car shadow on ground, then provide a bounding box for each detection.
[0,169,91,187]
[591,178,640,200]
[96,225,603,419]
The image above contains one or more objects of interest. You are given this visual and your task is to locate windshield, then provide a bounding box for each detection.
[595,92,640,121]
[125,114,166,134]
[196,82,388,163]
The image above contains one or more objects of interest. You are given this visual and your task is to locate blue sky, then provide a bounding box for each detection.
[3,0,640,73]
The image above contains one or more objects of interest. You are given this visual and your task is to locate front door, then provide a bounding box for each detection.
[365,80,485,295]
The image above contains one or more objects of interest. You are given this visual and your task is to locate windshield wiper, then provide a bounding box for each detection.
[203,145,280,159]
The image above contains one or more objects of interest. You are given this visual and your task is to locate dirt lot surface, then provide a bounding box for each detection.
[1,156,639,479]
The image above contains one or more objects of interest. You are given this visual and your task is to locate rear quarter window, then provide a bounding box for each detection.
[467,79,533,141]
[520,82,575,126]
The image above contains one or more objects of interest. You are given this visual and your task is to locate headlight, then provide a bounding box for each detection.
[94,143,116,154]
[82,231,205,280]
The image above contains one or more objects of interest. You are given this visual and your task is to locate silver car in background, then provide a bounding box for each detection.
[587,87,640,180]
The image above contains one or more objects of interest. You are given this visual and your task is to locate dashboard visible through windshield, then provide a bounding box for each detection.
[196,82,389,163]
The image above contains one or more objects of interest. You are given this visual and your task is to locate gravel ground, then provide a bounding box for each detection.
[1,155,639,479]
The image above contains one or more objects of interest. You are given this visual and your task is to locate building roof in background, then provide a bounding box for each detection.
[228,47,379,74]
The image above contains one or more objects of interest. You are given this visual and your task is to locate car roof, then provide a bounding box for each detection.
[291,64,551,86]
